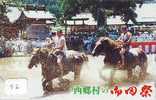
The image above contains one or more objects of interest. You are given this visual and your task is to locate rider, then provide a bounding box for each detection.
[54,29,67,78]
[117,26,132,68]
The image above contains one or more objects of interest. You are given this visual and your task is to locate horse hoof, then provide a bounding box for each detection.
[43,91,50,96]
[127,77,132,81]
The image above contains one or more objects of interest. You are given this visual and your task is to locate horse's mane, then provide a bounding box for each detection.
[99,37,119,48]
[33,47,54,55]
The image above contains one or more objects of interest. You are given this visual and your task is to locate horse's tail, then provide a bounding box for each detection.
[139,50,147,63]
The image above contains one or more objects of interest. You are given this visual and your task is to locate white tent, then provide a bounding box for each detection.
[135,4,156,22]
[107,3,156,25]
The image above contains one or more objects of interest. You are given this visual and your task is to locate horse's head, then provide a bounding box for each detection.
[28,48,49,69]
[92,37,115,56]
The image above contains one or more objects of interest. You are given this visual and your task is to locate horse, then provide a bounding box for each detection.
[28,48,88,93]
[92,37,148,81]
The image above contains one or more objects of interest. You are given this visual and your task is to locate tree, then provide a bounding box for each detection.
[0,1,10,36]
[46,0,63,19]
[20,0,63,19]
[62,0,144,29]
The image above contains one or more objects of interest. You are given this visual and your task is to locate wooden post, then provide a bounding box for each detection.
[65,19,67,34]
[82,19,85,25]
[89,25,90,33]
[74,20,76,25]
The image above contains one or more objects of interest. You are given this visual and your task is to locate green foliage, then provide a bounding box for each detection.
[96,26,108,37]
[46,0,63,19]
[62,0,144,27]
[1,0,144,27]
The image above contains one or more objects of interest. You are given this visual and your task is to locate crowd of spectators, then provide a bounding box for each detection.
[0,35,14,57]
[1,27,156,57]
[131,31,156,42]
[65,32,96,53]
[106,28,156,42]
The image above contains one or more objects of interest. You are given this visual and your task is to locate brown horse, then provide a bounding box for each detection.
[28,48,88,92]
[92,37,148,80]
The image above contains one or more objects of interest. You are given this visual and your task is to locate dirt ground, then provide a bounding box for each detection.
[0,54,155,100]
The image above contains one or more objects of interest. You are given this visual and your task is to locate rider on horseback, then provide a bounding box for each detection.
[54,29,67,79]
[117,26,132,68]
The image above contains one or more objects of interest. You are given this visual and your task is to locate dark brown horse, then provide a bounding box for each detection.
[28,48,88,92]
[92,37,148,80]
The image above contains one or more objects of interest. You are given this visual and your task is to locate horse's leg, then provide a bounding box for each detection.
[74,64,81,80]
[99,63,113,83]
[104,56,108,64]
[42,79,47,91]
[139,61,148,80]
[127,69,132,81]
[43,80,53,95]
[47,80,53,92]
[109,69,116,87]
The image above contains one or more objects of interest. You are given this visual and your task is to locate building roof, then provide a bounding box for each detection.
[135,3,156,22]
[66,13,97,25]
[46,20,55,24]
[6,6,56,24]
[66,13,127,25]
[23,10,55,19]
[107,16,125,25]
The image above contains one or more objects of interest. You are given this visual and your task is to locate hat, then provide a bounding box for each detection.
[57,29,62,33]
[57,28,62,32]
[57,29,64,35]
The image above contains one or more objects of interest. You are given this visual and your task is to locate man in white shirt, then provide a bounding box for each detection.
[54,30,67,78]
[54,30,67,53]
[117,27,132,68]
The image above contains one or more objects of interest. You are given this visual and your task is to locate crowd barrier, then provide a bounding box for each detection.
[130,41,156,54]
